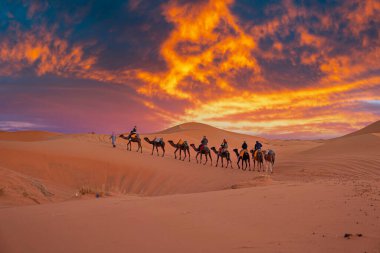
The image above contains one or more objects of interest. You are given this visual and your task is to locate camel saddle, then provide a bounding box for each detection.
[239,149,248,157]
[154,137,163,144]
[219,147,227,155]
[177,139,184,146]
[130,133,137,139]
[253,149,261,159]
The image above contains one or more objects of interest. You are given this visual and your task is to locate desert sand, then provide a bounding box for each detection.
[0,122,379,252]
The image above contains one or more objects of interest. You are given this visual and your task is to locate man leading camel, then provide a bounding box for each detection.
[109,132,117,148]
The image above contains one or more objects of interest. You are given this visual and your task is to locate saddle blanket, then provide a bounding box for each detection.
[240,149,248,157]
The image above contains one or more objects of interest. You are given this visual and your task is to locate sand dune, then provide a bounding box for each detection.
[342,120,380,138]
[0,122,379,252]
[0,130,62,142]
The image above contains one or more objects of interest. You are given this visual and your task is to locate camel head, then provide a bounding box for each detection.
[233,148,239,156]
[249,149,254,154]
[210,147,219,155]
[190,144,198,151]
[143,137,151,143]
[119,134,128,140]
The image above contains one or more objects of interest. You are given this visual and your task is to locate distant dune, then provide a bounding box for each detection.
[0,121,379,253]
[0,130,62,142]
[342,120,380,138]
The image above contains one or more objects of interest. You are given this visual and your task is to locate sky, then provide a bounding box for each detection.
[0,0,379,139]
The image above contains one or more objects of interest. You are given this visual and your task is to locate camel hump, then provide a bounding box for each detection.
[154,137,163,143]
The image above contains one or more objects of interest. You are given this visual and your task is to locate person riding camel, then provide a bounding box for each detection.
[128,126,138,140]
[254,141,262,151]
[219,139,228,154]
[240,141,248,157]
[253,140,263,159]
[199,135,208,151]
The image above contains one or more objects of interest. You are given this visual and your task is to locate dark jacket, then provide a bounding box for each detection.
[254,142,262,150]
[242,142,248,149]
[201,137,208,146]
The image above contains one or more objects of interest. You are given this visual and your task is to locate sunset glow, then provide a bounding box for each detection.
[1,0,379,138]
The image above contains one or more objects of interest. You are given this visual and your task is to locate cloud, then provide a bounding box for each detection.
[0,121,46,131]
[0,25,96,77]
[135,0,261,100]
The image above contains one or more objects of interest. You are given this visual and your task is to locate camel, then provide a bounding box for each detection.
[233,149,251,170]
[211,147,232,168]
[263,150,276,173]
[190,144,212,166]
[119,134,142,153]
[168,140,190,161]
[144,137,165,157]
[250,149,263,171]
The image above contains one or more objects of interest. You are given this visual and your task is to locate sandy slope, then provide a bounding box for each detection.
[0,130,62,142]
[0,122,380,252]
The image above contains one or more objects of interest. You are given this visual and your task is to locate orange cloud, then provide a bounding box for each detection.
[135,0,261,100]
[0,25,96,77]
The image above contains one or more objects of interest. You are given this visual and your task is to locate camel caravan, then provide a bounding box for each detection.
[111,126,276,173]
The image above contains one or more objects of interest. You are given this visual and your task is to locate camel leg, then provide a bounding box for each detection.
[221,156,224,167]
[209,153,212,166]
[204,153,207,165]
[196,153,199,163]
[151,145,154,155]
[162,146,165,157]
[216,156,219,167]
[248,159,251,171]
[182,149,186,161]
[187,149,190,162]
[156,146,159,156]
[237,158,240,169]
